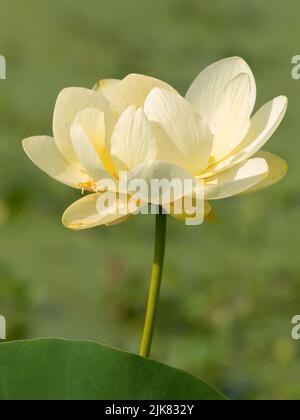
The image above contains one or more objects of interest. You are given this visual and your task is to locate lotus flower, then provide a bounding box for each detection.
[23,57,288,229]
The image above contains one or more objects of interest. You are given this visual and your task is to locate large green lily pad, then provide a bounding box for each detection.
[0,339,226,400]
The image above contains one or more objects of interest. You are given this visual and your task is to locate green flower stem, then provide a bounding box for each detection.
[139,211,167,358]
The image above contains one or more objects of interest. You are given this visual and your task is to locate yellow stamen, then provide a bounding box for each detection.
[78,180,97,193]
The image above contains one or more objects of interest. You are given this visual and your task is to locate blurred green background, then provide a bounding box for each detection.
[0,0,299,400]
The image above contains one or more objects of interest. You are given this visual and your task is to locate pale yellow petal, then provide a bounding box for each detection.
[74,108,115,175]
[74,108,105,154]
[71,124,114,183]
[111,106,157,171]
[144,88,213,175]
[204,157,269,200]
[201,96,288,178]
[22,136,89,189]
[123,161,195,205]
[241,151,288,194]
[53,87,109,166]
[62,192,136,230]
[109,74,177,114]
[106,215,132,226]
[165,200,212,222]
[186,57,256,130]
[93,79,121,100]
[211,74,251,161]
